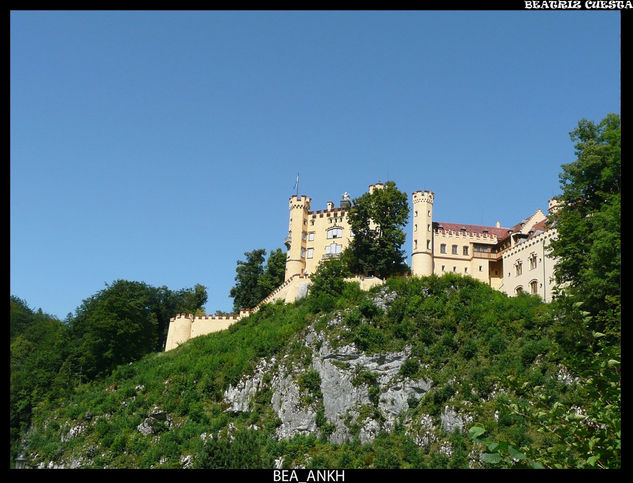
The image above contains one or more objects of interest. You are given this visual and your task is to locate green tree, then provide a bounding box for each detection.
[229,248,286,312]
[230,249,267,312]
[65,280,161,380]
[257,248,287,296]
[308,255,350,299]
[9,297,67,461]
[149,283,208,350]
[548,113,620,332]
[346,181,410,278]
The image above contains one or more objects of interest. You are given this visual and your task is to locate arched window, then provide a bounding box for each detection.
[530,280,539,294]
[325,242,342,256]
[327,227,343,239]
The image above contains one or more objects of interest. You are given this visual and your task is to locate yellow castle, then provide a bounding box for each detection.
[165,183,558,351]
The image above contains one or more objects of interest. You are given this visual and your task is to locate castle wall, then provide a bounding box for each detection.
[165,183,560,352]
[501,230,557,302]
[164,315,193,351]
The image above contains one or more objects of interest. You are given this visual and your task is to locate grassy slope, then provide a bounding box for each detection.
[23,274,585,469]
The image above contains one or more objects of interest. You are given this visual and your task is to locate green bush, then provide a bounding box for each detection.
[354,324,385,352]
[400,358,420,378]
[344,308,362,327]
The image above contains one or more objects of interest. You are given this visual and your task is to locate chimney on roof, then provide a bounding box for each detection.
[496,221,500,228]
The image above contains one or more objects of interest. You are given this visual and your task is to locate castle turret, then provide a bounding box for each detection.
[285,194,311,281]
[548,197,561,215]
[411,190,434,277]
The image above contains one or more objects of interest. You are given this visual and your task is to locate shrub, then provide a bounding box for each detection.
[196,429,264,469]
[299,370,322,398]
[354,324,385,352]
[462,339,478,360]
[344,308,362,328]
[400,358,420,378]
[359,298,381,320]
[393,319,415,340]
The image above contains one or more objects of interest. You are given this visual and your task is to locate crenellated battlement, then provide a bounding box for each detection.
[309,208,348,217]
[164,274,312,351]
[289,194,311,211]
[166,182,558,352]
[412,190,434,204]
[433,228,497,240]
[254,273,310,308]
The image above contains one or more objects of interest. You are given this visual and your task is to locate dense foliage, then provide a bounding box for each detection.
[229,248,287,312]
[345,180,410,278]
[10,297,67,461]
[549,113,620,334]
[9,281,207,464]
[14,273,621,469]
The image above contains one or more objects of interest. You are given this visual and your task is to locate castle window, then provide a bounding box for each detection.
[414,240,418,250]
[428,210,431,217]
[453,266,457,272]
[530,280,538,294]
[515,261,523,276]
[301,248,306,258]
[427,240,431,250]
[515,286,523,295]
[302,232,307,241]
[307,248,314,259]
[441,265,445,272]
[427,224,431,232]
[327,228,343,239]
[463,246,469,256]
[452,245,458,255]
[440,244,446,254]
[529,253,537,270]
[414,224,417,232]
[415,211,418,218]
[308,232,315,241]
[325,242,342,255]
[479,265,483,272]
[465,267,468,273]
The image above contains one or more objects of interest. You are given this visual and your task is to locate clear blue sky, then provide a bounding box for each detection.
[10,10,621,320]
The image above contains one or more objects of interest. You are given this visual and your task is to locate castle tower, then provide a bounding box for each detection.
[284,194,311,281]
[411,190,434,277]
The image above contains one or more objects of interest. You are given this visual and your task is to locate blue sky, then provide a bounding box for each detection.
[10,10,621,320]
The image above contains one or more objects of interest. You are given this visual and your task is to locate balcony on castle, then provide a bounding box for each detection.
[473,251,502,261]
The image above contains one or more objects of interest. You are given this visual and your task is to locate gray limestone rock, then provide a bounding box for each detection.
[271,369,318,440]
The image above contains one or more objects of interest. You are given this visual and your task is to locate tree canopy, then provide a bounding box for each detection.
[548,112,620,334]
[345,181,410,278]
[229,248,287,312]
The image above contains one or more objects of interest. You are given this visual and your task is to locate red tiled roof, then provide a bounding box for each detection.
[433,222,510,239]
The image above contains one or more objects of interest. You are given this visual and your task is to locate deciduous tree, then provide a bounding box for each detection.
[346,180,410,278]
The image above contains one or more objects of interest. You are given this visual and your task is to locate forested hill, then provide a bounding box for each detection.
[15,274,620,469]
